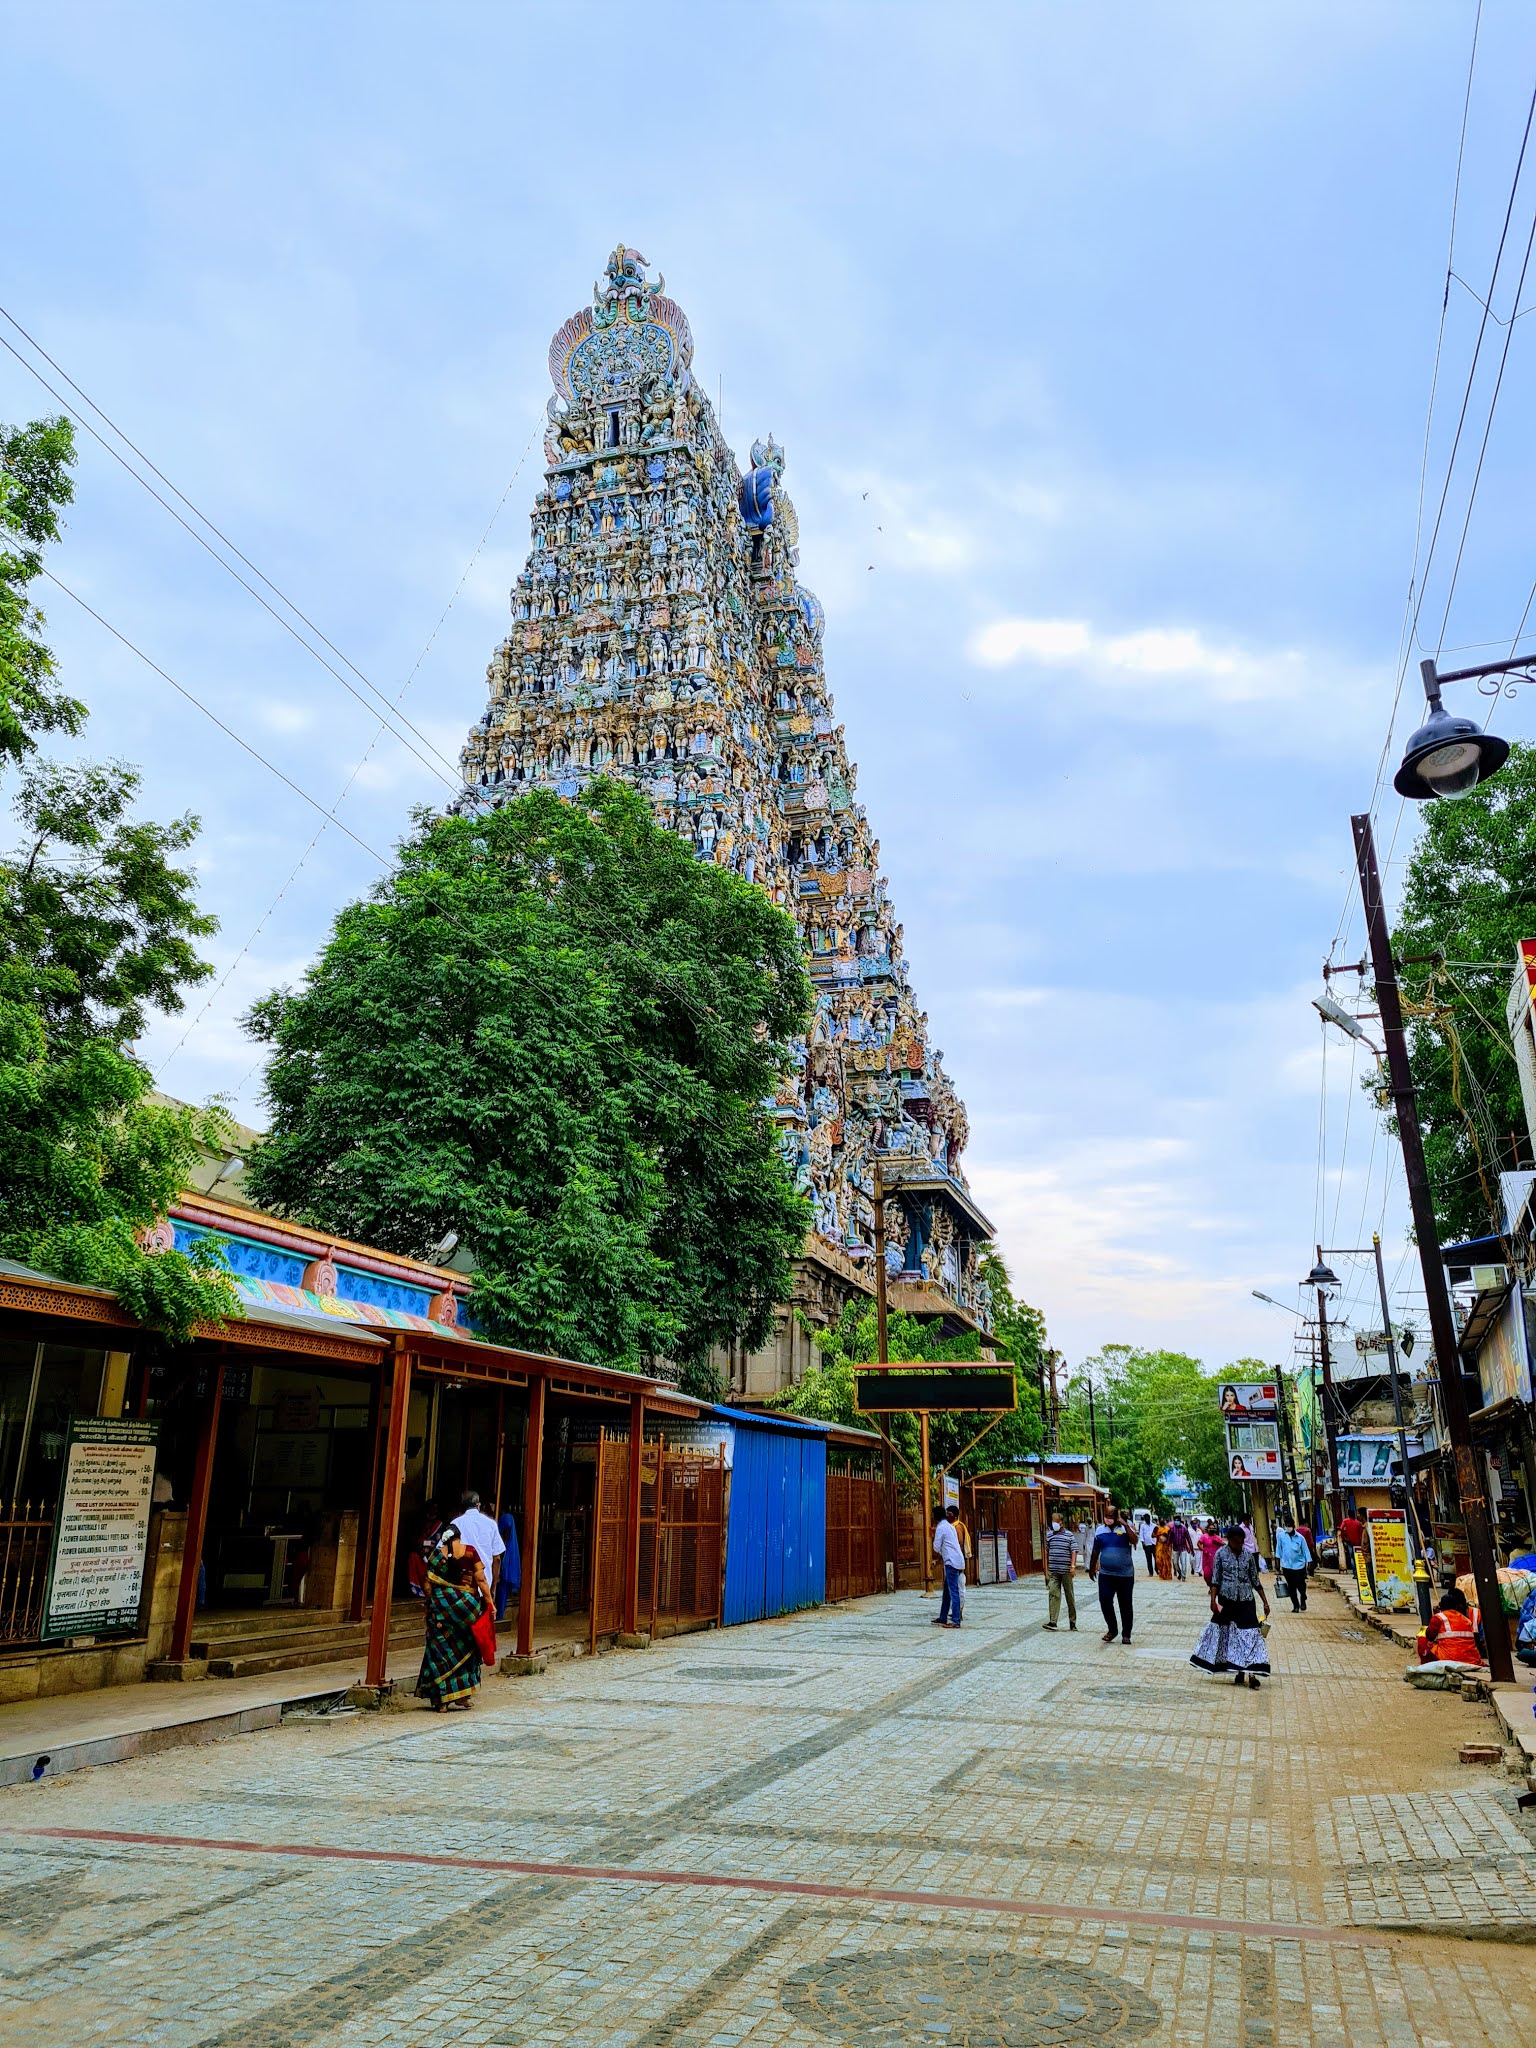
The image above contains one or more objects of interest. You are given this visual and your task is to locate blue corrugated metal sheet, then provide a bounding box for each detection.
[718,1410,828,1626]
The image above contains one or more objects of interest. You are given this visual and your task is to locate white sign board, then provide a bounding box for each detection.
[41,1419,160,1640]
[942,1473,960,1510]
[1226,1422,1280,1455]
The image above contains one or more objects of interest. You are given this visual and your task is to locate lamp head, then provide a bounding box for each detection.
[1393,704,1508,801]
[1305,1261,1340,1293]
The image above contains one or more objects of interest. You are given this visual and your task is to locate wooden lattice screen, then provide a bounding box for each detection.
[589,1431,632,1652]
[825,1470,887,1602]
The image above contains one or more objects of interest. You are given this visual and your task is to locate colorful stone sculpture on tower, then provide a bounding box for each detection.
[459,248,994,1391]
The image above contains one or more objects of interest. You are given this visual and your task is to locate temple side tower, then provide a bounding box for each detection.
[460,249,994,1390]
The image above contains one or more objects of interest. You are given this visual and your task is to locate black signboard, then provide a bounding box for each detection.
[853,1367,1017,1414]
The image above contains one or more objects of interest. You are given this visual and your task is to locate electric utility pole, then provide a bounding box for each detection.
[1315,1269,1343,1532]
[1351,812,1511,1682]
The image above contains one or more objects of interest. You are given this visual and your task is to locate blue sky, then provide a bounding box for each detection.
[5,2,1534,1368]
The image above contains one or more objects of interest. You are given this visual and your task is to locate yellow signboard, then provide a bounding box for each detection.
[1353,1550,1374,1605]
[1367,1512,1414,1611]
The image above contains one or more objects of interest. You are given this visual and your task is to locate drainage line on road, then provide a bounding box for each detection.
[15,1825,1399,1949]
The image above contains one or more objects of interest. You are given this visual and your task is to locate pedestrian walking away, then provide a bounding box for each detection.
[415,1529,491,1711]
[1197,1518,1222,1583]
[932,1505,965,1628]
[1089,1503,1136,1644]
[1153,1518,1173,1580]
[1339,1510,1365,1575]
[1191,1525,1272,1688]
[1274,1516,1311,1612]
[1043,1512,1078,1631]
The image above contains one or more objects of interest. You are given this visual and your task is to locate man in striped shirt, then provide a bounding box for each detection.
[1042,1514,1078,1630]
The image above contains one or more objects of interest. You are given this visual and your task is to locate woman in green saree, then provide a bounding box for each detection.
[416,1531,488,1711]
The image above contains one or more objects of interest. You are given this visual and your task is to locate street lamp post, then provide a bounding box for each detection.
[1349,651,1526,1682]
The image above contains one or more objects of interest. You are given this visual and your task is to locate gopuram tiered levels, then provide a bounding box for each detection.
[459,248,995,1394]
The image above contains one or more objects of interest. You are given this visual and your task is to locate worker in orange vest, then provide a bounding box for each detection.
[1415,1587,1481,1667]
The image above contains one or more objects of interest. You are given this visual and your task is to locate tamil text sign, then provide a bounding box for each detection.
[41,1419,160,1641]
[1367,1509,1414,1611]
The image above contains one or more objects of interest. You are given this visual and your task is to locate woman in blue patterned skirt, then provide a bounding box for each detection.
[1191,1525,1272,1689]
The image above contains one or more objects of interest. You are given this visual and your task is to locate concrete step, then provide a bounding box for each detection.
[190,1604,420,1640]
[205,1626,424,1682]
[190,1625,377,1661]
[190,1607,351,1639]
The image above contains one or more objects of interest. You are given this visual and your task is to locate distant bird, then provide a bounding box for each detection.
[861,491,868,500]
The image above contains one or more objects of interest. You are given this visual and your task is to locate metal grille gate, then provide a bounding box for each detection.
[590,1434,724,1648]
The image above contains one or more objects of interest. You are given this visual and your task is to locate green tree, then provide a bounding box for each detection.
[0,417,237,1340]
[777,1245,1047,1474]
[242,779,812,1388]
[1081,1344,1247,1520]
[0,415,85,764]
[1391,740,1536,1241]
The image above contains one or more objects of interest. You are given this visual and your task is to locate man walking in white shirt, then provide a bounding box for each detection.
[450,1489,506,1605]
[932,1506,966,1628]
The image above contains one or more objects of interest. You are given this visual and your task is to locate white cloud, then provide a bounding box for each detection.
[970,613,1301,702]
[256,701,316,735]
[973,618,1092,664]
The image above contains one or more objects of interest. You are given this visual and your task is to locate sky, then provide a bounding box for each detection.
[4,1,1535,1372]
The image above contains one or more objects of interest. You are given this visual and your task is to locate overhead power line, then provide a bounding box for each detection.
[0,311,466,798]
[153,419,543,1085]
[42,567,389,867]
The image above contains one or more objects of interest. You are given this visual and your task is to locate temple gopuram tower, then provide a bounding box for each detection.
[459,248,995,1392]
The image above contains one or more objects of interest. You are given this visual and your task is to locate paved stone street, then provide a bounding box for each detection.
[3,1571,1536,2046]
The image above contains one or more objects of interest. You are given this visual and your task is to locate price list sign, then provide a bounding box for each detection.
[41,1419,160,1640]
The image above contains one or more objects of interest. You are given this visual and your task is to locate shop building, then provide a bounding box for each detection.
[0,1198,896,1703]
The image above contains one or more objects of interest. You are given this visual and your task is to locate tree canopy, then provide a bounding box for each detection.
[0,416,237,1339]
[242,779,813,1387]
[1055,1344,1263,1520]
[1390,740,1536,1242]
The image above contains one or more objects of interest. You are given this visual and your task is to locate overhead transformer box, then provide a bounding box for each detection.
[853,1367,1017,1413]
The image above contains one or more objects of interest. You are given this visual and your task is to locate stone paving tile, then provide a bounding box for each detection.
[1,1576,1535,2044]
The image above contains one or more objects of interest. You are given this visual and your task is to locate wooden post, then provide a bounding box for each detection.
[364,1345,413,1687]
[623,1387,645,1634]
[880,1433,897,1592]
[872,1161,889,1366]
[516,1375,547,1658]
[348,1364,385,1625]
[169,1358,224,1661]
[872,1161,902,1589]
[919,1410,932,1596]
[588,1431,608,1659]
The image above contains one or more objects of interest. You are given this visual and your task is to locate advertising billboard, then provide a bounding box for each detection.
[1228,1447,1283,1482]
[1217,1381,1278,1419]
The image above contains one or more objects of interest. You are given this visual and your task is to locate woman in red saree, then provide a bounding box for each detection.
[416,1533,488,1711]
